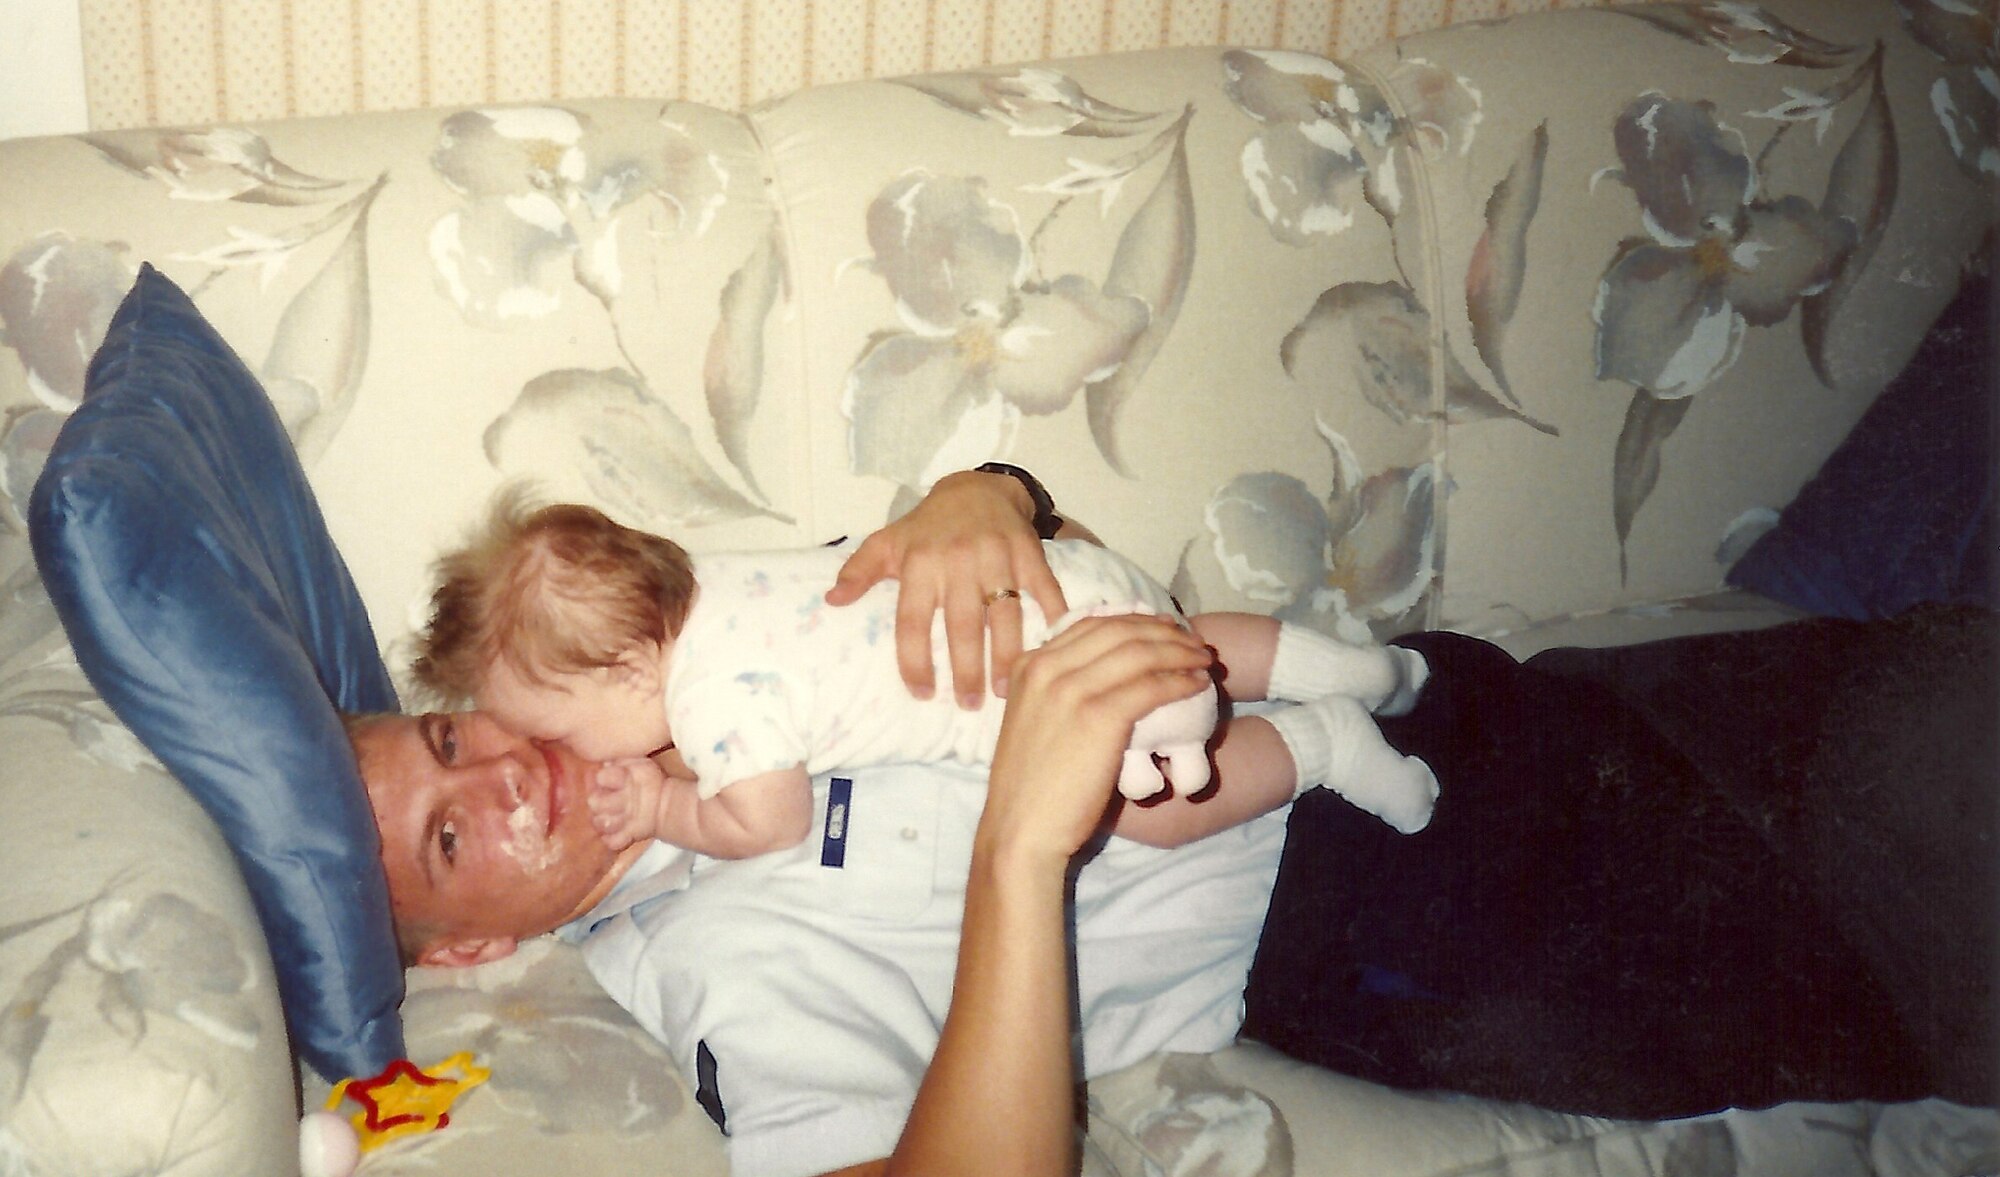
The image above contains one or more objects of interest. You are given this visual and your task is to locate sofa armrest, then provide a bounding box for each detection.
[0,655,298,1176]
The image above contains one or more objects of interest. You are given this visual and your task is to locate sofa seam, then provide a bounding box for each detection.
[1346,46,1451,635]
[738,101,820,546]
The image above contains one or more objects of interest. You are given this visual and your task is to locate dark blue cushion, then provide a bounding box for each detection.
[1728,272,1996,619]
[28,264,405,1081]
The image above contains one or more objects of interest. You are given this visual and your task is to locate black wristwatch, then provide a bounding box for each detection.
[975,462,1063,540]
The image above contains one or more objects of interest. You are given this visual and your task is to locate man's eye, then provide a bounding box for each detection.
[440,821,458,865]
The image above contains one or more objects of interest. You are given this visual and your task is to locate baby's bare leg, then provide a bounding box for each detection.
[1111,711,1295,848]
[1188,612,1280,699]
[1112,695,1435,846]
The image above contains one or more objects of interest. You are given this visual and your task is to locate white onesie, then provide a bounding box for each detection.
[663,538,1183,799]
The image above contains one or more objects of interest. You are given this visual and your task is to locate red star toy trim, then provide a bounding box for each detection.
[326,1052,491,1151]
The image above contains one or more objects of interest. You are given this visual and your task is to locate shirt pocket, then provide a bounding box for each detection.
[807,768,942,925]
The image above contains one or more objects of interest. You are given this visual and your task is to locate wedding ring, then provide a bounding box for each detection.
[984,587,1021,606]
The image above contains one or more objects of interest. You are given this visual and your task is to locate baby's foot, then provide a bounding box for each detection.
[1376,646,1430,717]
[1330,747,1439,834]
[1272,693,1439,833]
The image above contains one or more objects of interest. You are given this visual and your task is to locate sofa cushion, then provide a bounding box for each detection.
[27,263,405,1081]
[1726,269,1995,618]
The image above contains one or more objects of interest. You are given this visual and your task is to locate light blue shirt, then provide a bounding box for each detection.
[566,758,1288,1177]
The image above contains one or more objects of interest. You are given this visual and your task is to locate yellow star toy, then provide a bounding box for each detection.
[326,1052,492,1152]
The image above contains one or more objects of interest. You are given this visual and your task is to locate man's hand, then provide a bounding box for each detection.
[980,613,1214,862]
[826,470,1067,708]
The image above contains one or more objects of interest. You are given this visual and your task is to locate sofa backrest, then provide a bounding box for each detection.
[1,0,1988,691]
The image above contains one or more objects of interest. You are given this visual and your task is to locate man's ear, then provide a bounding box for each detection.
[416,936,518,969]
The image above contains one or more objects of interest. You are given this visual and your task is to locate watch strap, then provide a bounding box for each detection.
[974,462,1063,540]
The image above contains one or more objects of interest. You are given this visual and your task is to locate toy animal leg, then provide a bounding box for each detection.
[1123,678,1219,801]
[1119,749,1167,801]
[1157,744,1212,797]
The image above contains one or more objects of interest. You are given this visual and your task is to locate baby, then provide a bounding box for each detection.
[412,492,1438,860]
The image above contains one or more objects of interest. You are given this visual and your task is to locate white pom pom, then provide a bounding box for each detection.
[299,1110,362,1177]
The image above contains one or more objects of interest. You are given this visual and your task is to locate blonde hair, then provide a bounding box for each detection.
[412,488,695,702]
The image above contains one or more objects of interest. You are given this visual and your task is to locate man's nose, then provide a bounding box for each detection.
[461,753,528,810]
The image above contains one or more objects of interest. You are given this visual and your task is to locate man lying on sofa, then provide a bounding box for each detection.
[350,467,1994,1177]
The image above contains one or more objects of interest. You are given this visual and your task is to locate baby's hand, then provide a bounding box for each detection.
[589,757,669,852]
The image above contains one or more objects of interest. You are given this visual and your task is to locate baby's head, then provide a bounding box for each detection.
[413,490,694,761]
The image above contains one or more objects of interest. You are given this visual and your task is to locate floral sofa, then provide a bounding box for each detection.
[1,0,1995,1173]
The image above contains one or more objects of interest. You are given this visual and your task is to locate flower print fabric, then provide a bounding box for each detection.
[1593,94,1855,399]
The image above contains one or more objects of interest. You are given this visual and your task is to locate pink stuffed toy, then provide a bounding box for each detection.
[1044,604,1219,802]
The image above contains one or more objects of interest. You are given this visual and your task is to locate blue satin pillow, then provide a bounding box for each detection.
[28,264,405,1081]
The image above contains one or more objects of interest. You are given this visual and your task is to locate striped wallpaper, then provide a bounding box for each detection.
[78,0,1610,130]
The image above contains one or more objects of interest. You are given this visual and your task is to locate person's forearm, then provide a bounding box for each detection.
[888,835,1077,1177]
[649,770,813,858]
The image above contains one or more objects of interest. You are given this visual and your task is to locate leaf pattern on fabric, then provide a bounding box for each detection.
[842,173,1148,488]
[1032,111,1189,208]
[1617,4,1865,67]
[398,943,685,1137]
[0,407,65,536]
[484,367,785,531]
[1132,1054,1293,1177]
[1088,108,1196,475]
[1222,50,1482,248]
[0,563,59,680]
[83,127,349,205]
[895,67,1161,137]
[82,893,260,1053]
[263,176,387,466]
[1,903,90,1110]
[1223,50,1399,243]
[1281,281,1555,435]
[0,234,136,413]
[1467,122,1548,405]
[1894,0,2000,180]
[704,226,787,502]
[1203,425,1436,643]
[1612,390,1694,581]
[1803,46,1898,386]
[427,106,728,328]
[1385,57,1486,163]
[0,688,153,774]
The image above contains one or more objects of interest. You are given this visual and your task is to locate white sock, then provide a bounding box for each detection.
[1266,623,1429,716]
[1268,695,1439,834]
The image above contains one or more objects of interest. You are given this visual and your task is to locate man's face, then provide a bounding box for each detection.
[353,710,639,967]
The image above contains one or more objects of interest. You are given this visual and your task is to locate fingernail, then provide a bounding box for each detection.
[912,685,934,701]
[959,692,982,711]
[993,675,1009,697]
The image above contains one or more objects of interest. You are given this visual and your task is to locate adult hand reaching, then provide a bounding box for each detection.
[978,613,1215,862]
[826,469,1069,709]
[872,613,1214,1177]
